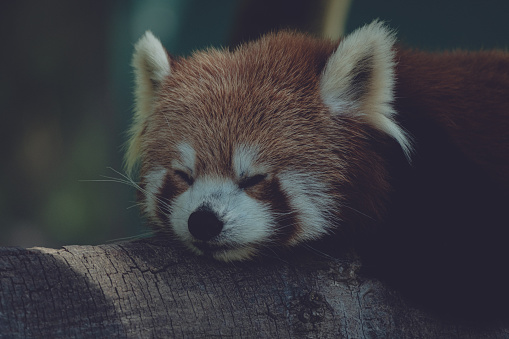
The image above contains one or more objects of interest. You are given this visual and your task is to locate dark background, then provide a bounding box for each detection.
[1,0,508,248]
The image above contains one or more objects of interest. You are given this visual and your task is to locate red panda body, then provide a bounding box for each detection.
[125,21,509,264]
[395,49,509,186]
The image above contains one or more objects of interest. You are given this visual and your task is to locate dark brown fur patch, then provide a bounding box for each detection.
[349,53,374,101]
[248,177,300,244]
[154,174,179,223]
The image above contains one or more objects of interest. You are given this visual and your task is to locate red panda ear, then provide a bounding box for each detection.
[125,31,171,174]
[320,20,412,159]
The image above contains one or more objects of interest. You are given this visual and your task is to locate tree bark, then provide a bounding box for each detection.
[0,238,507,338]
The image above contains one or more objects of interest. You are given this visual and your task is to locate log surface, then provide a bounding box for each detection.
[0,239,507,338]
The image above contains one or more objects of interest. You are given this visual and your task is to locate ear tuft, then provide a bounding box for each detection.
[320,20,413,160]
[125,31,171,174]
[133,31,171,85]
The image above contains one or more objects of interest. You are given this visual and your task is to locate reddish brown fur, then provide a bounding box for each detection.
[395,49,509,187]
[138,32,392,236]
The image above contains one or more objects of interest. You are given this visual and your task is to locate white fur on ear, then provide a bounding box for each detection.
[320,20,413,159]
[125,31,171,174]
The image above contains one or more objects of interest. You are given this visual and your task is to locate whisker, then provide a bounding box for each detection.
[302,243,337,260]
[261,248,290,264]
[106,231,155,244]
[342,204,376,221]
[84,166,176,222]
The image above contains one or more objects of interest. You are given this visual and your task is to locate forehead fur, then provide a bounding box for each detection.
[145,32,338,174]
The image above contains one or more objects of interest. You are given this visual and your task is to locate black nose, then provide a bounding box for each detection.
[188,208,224,241]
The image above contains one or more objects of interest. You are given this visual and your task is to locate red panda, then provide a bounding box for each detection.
[125,20,509,264]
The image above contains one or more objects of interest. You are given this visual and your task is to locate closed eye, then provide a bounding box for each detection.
[239,174,267,189]
[175,170,194,186]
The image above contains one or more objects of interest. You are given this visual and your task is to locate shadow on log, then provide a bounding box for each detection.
[1,238,508,338]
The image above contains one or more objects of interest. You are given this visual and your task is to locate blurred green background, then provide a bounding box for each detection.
[1,0,508,248]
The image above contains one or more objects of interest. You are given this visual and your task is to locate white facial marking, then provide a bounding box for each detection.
[143,167,168,219]
[233,144,268,178]
[169,176,276,258]
[278,170,335,244]
[172,142,196,173]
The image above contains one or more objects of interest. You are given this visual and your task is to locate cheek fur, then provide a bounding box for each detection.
[247,177,300,245]
[138,167,167,221]
[277,170,336,243]
[139,168,186,228]
[154,174,180,223]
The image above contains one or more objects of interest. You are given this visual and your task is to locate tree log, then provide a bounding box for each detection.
[0,238,507,338]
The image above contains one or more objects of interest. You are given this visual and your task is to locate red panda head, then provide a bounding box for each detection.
[125,21,412,261]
